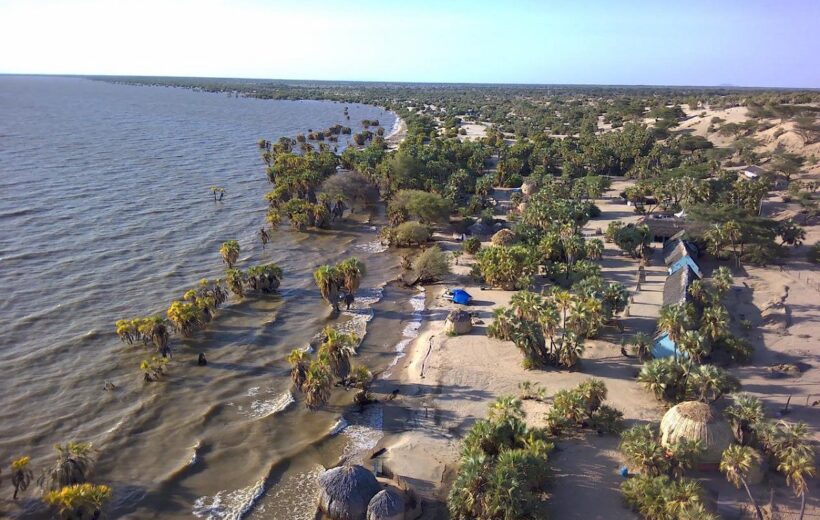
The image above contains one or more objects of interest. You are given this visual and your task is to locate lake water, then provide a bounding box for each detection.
[0,76,413,519]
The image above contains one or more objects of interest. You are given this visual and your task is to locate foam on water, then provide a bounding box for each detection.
[353,239,388,254]
[192,479,266,520]
[328,417,348,436]
[249,465,324,520]
[382,287,426,378]
[340,405,384,465]
[229,390,295,420]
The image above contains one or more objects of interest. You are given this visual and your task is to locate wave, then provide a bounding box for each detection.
[353,239,388,254]
[382,287,426,378]
[229,390,294,420]
[329,417,348,436]
[340,405,384,465]
[192,478,266,520]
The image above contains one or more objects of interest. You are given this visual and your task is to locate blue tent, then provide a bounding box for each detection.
[451,289,472,305]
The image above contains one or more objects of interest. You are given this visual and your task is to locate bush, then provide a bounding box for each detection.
[385,221,431,247]
[545,380,623,435]
[412,245,450,283]
[448,398,552,520]
[475,245,535,290]
[388,189,451,224]
[463,237,481,254]
[621,474,711,520]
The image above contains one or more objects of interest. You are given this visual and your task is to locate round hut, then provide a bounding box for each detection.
[521,179,538,197]
[445,310,472,335]
[659,401,734,468]
[367,488,405,520]
[490,229,516,246]
[318,465,382,520]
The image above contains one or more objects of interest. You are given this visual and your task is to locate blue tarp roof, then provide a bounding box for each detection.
[668,255,702,278]
[451,289,472,305]
[652,333,688,360]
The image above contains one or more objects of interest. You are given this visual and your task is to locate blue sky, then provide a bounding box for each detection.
[0,0,818,87]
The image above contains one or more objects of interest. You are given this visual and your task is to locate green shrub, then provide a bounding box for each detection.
[463,237,481,254]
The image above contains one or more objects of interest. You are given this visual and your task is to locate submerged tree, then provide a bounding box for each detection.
[43,482,112,520]
[219,240,241,269]
[319,326,358,381]
[38,442,95,492]
[10,456,33,499]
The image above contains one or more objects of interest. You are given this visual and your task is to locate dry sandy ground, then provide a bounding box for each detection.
[678,104,820,175]
[372,178,819,519]
[376,183,666,519]
[457,123,487,142]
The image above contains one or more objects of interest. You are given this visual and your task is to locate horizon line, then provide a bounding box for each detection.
[2,72,819,92]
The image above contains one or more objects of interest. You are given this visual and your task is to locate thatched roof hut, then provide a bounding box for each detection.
[640,215,704,243]
[367,488,404,520]
[318,465,382,520]
[521,179,538,197]
[445,310,473,335]
[662,265,700,308]
[660,401,734,467]
[491,228,516,246]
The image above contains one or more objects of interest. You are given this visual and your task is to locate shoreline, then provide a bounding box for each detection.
[385,113,407,150]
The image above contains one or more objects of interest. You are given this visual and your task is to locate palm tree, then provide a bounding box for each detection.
[43,483,112,520]
[287,349,310,391]
[510,290,543,322]
[700,305,729,344]
[347,365,374,405]
[553,290,574,329]
[319,326,358,380]
[538,302,560,354]
[219,240,240,269]
[225,268,245,297]
[585,238,604,260]
[140,356,169,382]
[720,445,764,520]
[630,332,653,361]
[577,378,607,416]
[712,266,734,299]
[245,263,282,293]
[778,450,816,520]
[313,265,341,311]
[166,301,202,337]
[638,358,687,402]
[687,279,711,304]
[688,364,739,403]
[303,359,333,410]
[678,330,707,365]
[11,456,33,499]
[724,393,764,445]
[336,257,365,296]
[658,304,689,362]
[487,396,525,425]
[209,186,225,201]
[39,442,94,492]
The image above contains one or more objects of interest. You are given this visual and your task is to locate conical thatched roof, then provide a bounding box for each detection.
[367,488,404,520]
[318,465,382,520]
[446,310,472,335]
[521,180,538,196]
[660,401,734,465]
[491,229,516,246]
